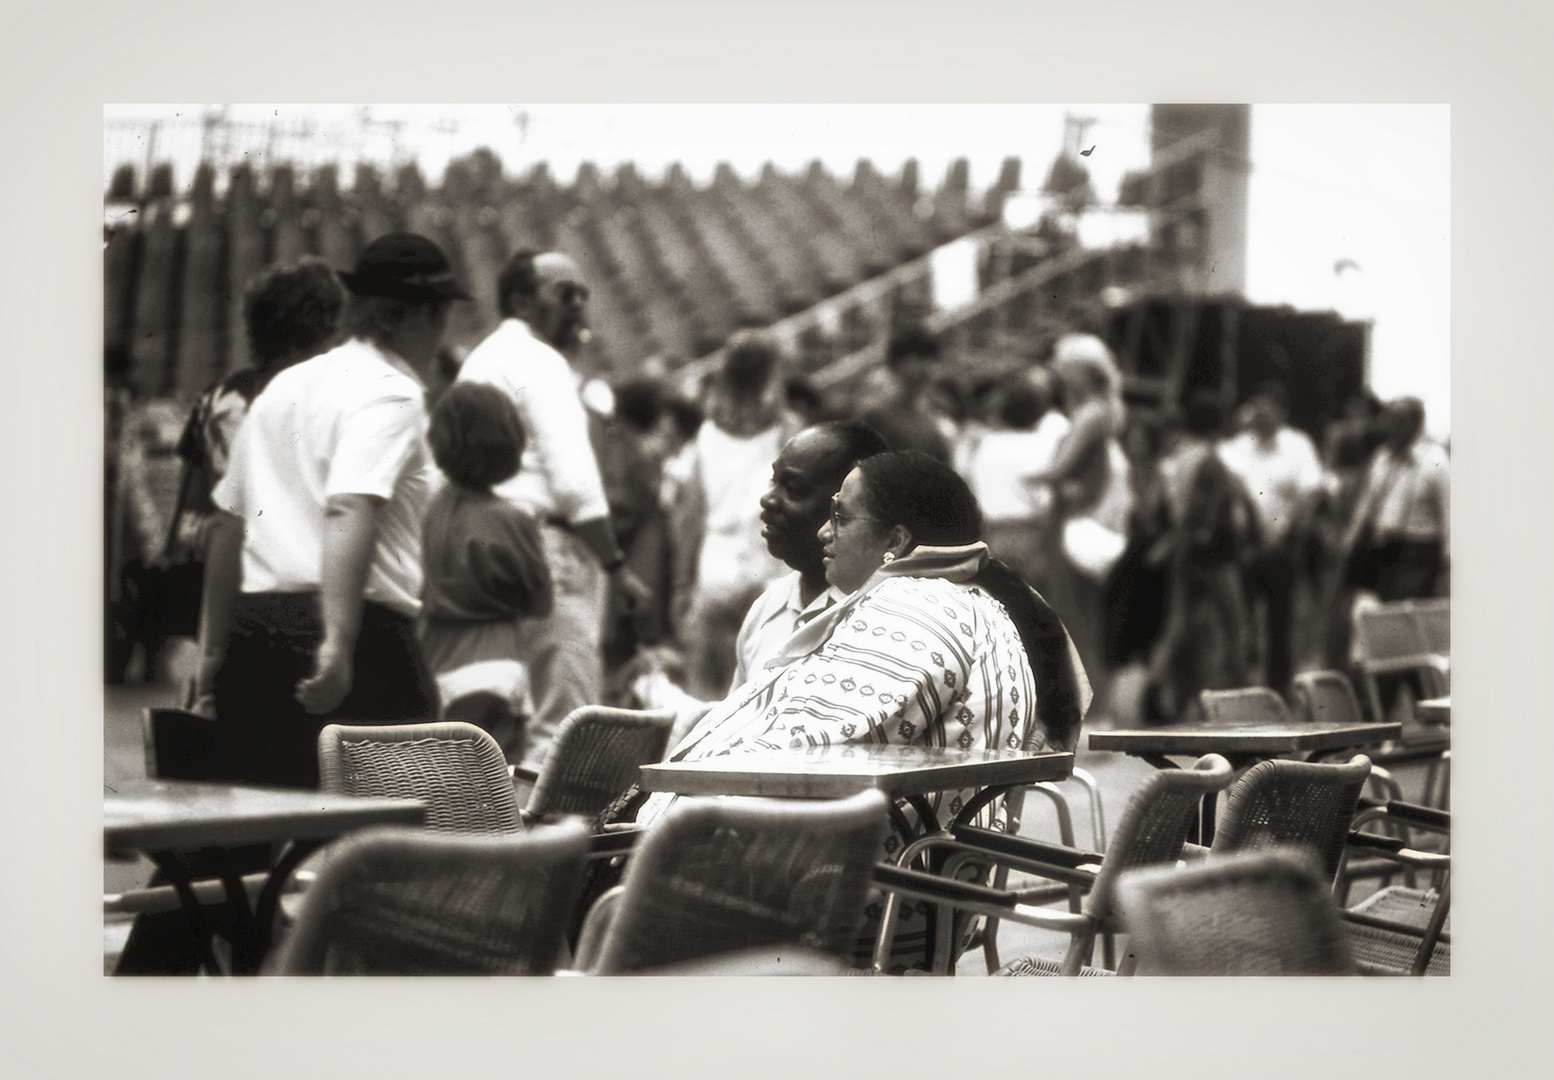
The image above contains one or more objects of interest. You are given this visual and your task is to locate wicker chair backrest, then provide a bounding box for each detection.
[318,722,523,834]
[525,706,676,820]
[1116,847,1358,975]
[1198,686,1293,726]
[1084,753,1235,920]
[1211,754,1372,882]
[1287,670,1365,728]
[1354,599,1450,662]
[592,790,890,974]
[271,821,589,975]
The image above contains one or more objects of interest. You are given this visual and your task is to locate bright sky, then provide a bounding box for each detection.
[103,103,1449,435]
[1244,105,1450,438]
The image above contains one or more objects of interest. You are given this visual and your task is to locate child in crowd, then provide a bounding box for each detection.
[420,382,553,762]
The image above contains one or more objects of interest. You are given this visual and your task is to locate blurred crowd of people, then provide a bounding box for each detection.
[107,231,1452,789]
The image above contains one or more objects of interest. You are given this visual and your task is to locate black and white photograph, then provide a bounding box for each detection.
[99,102,1452,979]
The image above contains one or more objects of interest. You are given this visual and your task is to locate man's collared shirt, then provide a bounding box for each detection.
[1364,439,1450,554]
[729,570,844,692]
[214,337,439,617]
[1217,426,1326,547]
[457,317,611,524]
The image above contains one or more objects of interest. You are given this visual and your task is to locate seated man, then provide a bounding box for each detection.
[633,420,889,740]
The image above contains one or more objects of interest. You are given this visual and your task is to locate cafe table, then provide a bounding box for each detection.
[638,743,1074,848]
[1416,696,1451,725]
[105,778,426,974]
[1088,717,1401,845]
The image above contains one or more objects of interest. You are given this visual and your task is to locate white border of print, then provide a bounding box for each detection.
[4,2,1548,1077]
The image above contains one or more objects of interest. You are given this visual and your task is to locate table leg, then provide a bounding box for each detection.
[239,838,326,975]
[905,795,942,837]
[147,852,226,976]
[1132,753,1224,846]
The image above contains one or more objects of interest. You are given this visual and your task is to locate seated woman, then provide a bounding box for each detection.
[635,450,1091,969]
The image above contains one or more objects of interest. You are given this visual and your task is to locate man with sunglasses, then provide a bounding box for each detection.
[458,250,650,773]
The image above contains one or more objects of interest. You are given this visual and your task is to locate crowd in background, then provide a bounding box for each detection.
[580,316,1449,730]
[106,236,1452,777]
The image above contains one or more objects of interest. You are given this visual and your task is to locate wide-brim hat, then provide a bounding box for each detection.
[338,232,473,302]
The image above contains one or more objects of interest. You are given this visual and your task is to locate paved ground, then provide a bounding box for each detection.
[103,653,1430,976]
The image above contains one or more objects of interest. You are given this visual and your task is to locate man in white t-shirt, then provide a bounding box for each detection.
[197,233,471,789]
[1217,381,1328,691]
[458,250,651,772]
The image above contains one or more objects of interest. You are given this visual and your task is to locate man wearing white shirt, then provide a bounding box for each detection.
[1343,396,1449,600]
[198,232,471,789]
[1217,381,1328,692]
[458,251,650,771]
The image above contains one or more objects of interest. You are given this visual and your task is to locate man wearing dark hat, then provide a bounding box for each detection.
[196,233,471,789]
[458,249,648,774]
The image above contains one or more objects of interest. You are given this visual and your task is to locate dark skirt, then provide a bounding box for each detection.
[213,592,437,790]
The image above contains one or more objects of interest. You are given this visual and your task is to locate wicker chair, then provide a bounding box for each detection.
[571,790,890,974]
[520,706,676,825]
[1338,800,1451,975]
[1353,598,1450,723]
[1290,667,1445,801]
[1114,848,1359,975]
[1351,601,1450,810]
[1198,685,1294,726]
[317,722,522,834]
[1207,754,1372,883]
[268,820,590,975]
[874,754,1236,975]
[1288,669,1433,890]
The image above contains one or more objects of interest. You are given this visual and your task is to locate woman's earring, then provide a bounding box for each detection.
[882,552,896,564]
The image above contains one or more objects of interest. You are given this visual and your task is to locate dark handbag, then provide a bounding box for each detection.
[1343,523,1382,591]
[1343,458,1402,592]
[139,451,206,638]
[139,559,205,638]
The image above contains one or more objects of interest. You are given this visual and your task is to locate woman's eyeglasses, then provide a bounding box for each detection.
[829,495,876,532]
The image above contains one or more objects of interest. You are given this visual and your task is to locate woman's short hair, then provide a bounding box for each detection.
[1000,379,1045,430]
[613,378,664,433]
[243,257,346,368]
[1051,333,1122,399]
[1183,390,1224,437]
[885,326,941,370]
[720,334,779,398]
[428,382,528,491]
[854,449,983,548]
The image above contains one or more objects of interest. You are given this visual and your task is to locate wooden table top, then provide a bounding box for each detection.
[1088,720,1402,757]
[104,779,426,856]
[638,744,1074,799]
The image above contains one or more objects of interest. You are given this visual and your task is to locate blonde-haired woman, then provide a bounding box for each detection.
[1027,333,1134,705]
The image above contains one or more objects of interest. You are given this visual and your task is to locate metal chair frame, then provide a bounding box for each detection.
[872,754,1236,975]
